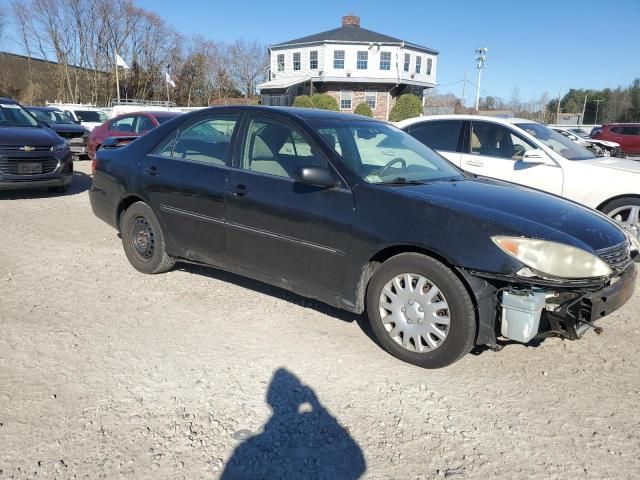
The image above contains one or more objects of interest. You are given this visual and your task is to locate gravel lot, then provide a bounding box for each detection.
[1,161,640,479]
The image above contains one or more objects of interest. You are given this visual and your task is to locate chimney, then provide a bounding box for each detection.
[342,14,360,27]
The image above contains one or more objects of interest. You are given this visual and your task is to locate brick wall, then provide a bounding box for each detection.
[318,83,399,120]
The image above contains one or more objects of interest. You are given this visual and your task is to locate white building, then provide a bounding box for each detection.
[257,15,438,119]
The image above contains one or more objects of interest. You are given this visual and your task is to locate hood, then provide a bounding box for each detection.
[581,157,640,174]
[49,123,87,134]
[396,177,626,252]
[0,126,61,148]
[81,122,102,131]
[587,139,619,148]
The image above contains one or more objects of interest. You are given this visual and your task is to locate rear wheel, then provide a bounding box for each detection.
[366,253,476,368]
[120,201,175,274]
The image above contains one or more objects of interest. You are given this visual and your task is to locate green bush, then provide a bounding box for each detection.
[389,93,423,122]
[354,102,373,117]
[311,93,339,111]
[292,95,314,108]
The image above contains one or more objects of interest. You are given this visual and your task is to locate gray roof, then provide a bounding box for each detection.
[272,25,438,55]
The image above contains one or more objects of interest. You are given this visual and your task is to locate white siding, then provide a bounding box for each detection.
[270,45,325,80]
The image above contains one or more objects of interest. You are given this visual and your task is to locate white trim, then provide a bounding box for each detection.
[340,90,353,110]
[365,90,377,110]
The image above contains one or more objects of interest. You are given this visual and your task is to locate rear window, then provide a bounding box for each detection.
[407,120,463,152]
[620,126,640,136]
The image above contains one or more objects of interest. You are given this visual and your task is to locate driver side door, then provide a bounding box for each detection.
[461,121,563,195]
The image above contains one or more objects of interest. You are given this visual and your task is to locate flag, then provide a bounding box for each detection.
[165,71,176,88]
[115,53,129,69]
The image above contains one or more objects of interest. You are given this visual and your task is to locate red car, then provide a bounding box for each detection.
[592,123,640,156]
[87,111,181,160]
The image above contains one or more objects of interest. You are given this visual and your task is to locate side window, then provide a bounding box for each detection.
[169,115,239,165]
[620,127,640,136]
[110,116,135,133]
[470,122,534,160]
[408,121,463,152]
[135,115,155,134]
[242,118,325,179]
[610,127,623,134]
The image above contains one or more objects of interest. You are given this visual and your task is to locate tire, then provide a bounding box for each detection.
[120,201,175,274]
[48,184,69,194]
[600,197,640,231]
[366,253,476,368]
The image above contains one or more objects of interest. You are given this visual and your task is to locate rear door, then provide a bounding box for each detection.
[141,111,241,263]
[405,120,465,166]
[225,113,353,295]
[620,126,640,154]
[462,120,563,194]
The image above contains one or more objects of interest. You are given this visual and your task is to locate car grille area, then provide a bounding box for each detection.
[57,131,85,140]
[0,157,59,175]
[597,241,632,272]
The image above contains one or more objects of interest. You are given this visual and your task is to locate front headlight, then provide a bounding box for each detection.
[52,142,69,152]
[492,236,612,279]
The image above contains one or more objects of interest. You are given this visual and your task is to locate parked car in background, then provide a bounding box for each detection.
[90,106,637,368]
[398,115,640,236]
[27,106,89,160]
[48,103,111,131]
[0,97,73,193]
[551,126,620,157]
[592,124,640,156]
[87,110,181,160]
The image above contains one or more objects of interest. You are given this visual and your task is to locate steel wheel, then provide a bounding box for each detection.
[129,216,156,261]
[378,273,450,353]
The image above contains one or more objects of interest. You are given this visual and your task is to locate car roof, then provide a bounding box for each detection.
[394,114,538,129]
[26,106,58,111]
[603,123,640,126]
[185,105,380,123]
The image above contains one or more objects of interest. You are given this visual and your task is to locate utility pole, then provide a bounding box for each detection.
[556,86,561,123]
[474,48,488,111]
[594,99,603,125]
[580,93,587,125]
[461,71,467,108]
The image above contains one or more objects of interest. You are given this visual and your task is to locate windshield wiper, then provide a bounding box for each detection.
[377,177,426,185]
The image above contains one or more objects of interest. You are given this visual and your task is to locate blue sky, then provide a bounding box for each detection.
[3,0,639,104]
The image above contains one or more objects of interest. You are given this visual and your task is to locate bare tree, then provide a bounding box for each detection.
[225,39,267,97]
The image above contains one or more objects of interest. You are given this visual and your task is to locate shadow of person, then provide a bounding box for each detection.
[220,368,366,480]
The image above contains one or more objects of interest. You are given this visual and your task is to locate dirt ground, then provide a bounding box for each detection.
[1,161,640,479]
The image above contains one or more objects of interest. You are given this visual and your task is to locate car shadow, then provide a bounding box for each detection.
[178,263,379,346]
[219,368,366,480]
[0,171,91,200]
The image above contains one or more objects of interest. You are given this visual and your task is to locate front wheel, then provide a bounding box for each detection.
[366,253,476,368]
[120,201,175,274]
[601,197,640,235]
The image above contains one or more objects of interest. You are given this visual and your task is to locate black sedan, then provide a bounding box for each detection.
[27,106,89,159]
[0,98,73,192]
[90,106,638,368]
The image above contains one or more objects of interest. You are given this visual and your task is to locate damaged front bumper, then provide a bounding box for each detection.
[458,262,637,346]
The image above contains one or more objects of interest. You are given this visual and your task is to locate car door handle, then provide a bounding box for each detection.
[144,166,158,176]
[232,184,248,197]
[465,159,484,167]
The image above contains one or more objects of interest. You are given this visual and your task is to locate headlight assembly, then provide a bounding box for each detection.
[492,236,612,279]
[52,142,69,152]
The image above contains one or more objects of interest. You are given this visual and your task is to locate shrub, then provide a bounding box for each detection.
[354,102,373,117]
[311,93,339,111]
[292,95,314,108]
[389,93,423,122]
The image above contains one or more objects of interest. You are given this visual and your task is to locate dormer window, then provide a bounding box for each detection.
[415,56,421,74]
[380,52,391,71]
[334,50,345,69]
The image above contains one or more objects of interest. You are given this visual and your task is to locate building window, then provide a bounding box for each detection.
[277,54,284,72]
[415,56,421,74]
[340,90,352,110]
[380,51,391,71]
[334,50,345,69]
[404,53,410,72]
[293,52,301,71]
[426,58,433,75]
[365,90,377,109]
[310,50,318,70]
[357,51,368,70]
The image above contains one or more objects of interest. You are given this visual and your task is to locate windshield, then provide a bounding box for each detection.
[309,120,463,184]
[29,109,75,125]
[74,110,109,123]
[0,102,40,128]
[517,123,596,160]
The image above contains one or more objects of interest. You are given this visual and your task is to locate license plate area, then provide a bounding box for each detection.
[18,162,43,174]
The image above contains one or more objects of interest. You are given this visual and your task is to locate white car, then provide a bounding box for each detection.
[551,126,620,157]
[46,103,110,131]
[396,115,640,234]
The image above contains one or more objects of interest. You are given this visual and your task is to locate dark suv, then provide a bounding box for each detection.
[27,106,88,160]
[592,124,640,156]
[0,97,73,193]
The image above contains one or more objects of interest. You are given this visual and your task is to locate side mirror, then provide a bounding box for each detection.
[294,166,340,187]
[520,149,554,166]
